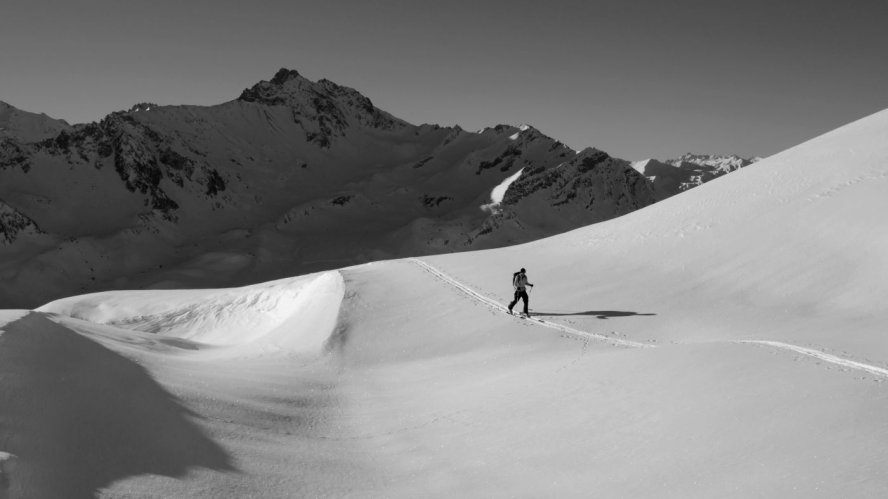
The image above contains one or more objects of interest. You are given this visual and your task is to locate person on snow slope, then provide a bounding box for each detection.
[508,268,534,316]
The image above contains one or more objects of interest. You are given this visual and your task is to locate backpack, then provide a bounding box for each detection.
[512,271,523,289]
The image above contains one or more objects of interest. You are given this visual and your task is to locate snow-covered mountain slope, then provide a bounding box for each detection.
[670,152,759,172]
[2,108,886,497]
[633,153,759,199]
[0,69,655,308]
[0,101,71,142]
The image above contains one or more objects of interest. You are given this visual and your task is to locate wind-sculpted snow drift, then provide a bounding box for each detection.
[39,271,345,356]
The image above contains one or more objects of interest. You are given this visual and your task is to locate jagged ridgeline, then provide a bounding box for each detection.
[0,68,658,307]
[632,153,759,200]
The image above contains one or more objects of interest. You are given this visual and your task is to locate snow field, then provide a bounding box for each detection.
[414,257,888,379]
[308,261,888,498]
[410,257,653,349]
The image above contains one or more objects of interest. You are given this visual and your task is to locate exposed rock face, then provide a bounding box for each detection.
[506,148,655,212]
[238,68,408,147]
[633,153,759,199]
[0,202,43,245]
[0,68,658,307]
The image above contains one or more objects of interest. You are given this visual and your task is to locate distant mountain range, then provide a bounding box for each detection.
[0,69,753,307]
[632,153,760,199]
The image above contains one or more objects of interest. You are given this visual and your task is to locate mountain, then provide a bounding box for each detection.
[669,152,760,172]
[0,201,43,244]
[633,153,759,199]
[5,108,887,497]
[0,101,71,142]
[0,68,657,308]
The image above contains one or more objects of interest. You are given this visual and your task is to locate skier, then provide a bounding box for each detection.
[508,268,534,316]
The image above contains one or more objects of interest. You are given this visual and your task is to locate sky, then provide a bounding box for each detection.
[1,0,886,160]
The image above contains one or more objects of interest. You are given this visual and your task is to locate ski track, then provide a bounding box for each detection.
[408,258,654,349]
[737,340,888,379]
[408,258,888,379]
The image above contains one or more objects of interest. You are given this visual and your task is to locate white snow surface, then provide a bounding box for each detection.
[2,109,888,497]
[487,167,524,205]
[631,158,653,173]
[38,271,345,356]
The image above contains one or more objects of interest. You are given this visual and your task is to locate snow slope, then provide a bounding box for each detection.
[0,101,71,142]
[2,109,888,497]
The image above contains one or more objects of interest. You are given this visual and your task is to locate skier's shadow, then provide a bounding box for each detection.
[532,310,656,320]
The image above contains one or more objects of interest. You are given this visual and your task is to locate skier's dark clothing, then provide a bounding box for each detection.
[508,269,533,315]
[509,289,530,315]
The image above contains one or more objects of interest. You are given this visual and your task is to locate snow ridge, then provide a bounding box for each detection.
[409,258,653,349]
[38,271,346,357]
[738,340,888,378]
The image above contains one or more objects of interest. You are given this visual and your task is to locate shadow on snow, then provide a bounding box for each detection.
[531,310,656,320]
[0,312,235,498]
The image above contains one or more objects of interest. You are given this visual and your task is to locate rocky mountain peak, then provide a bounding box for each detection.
[631,152,760,200]
[128,102,159,113]
[269,68,303,85]
[238,69,311,105]
[238,69,408,147]
[669,153,757,172]
[575,147,610,167]
[239,68,372,106]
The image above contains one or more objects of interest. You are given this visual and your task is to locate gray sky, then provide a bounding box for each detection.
[2,0,886,160]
